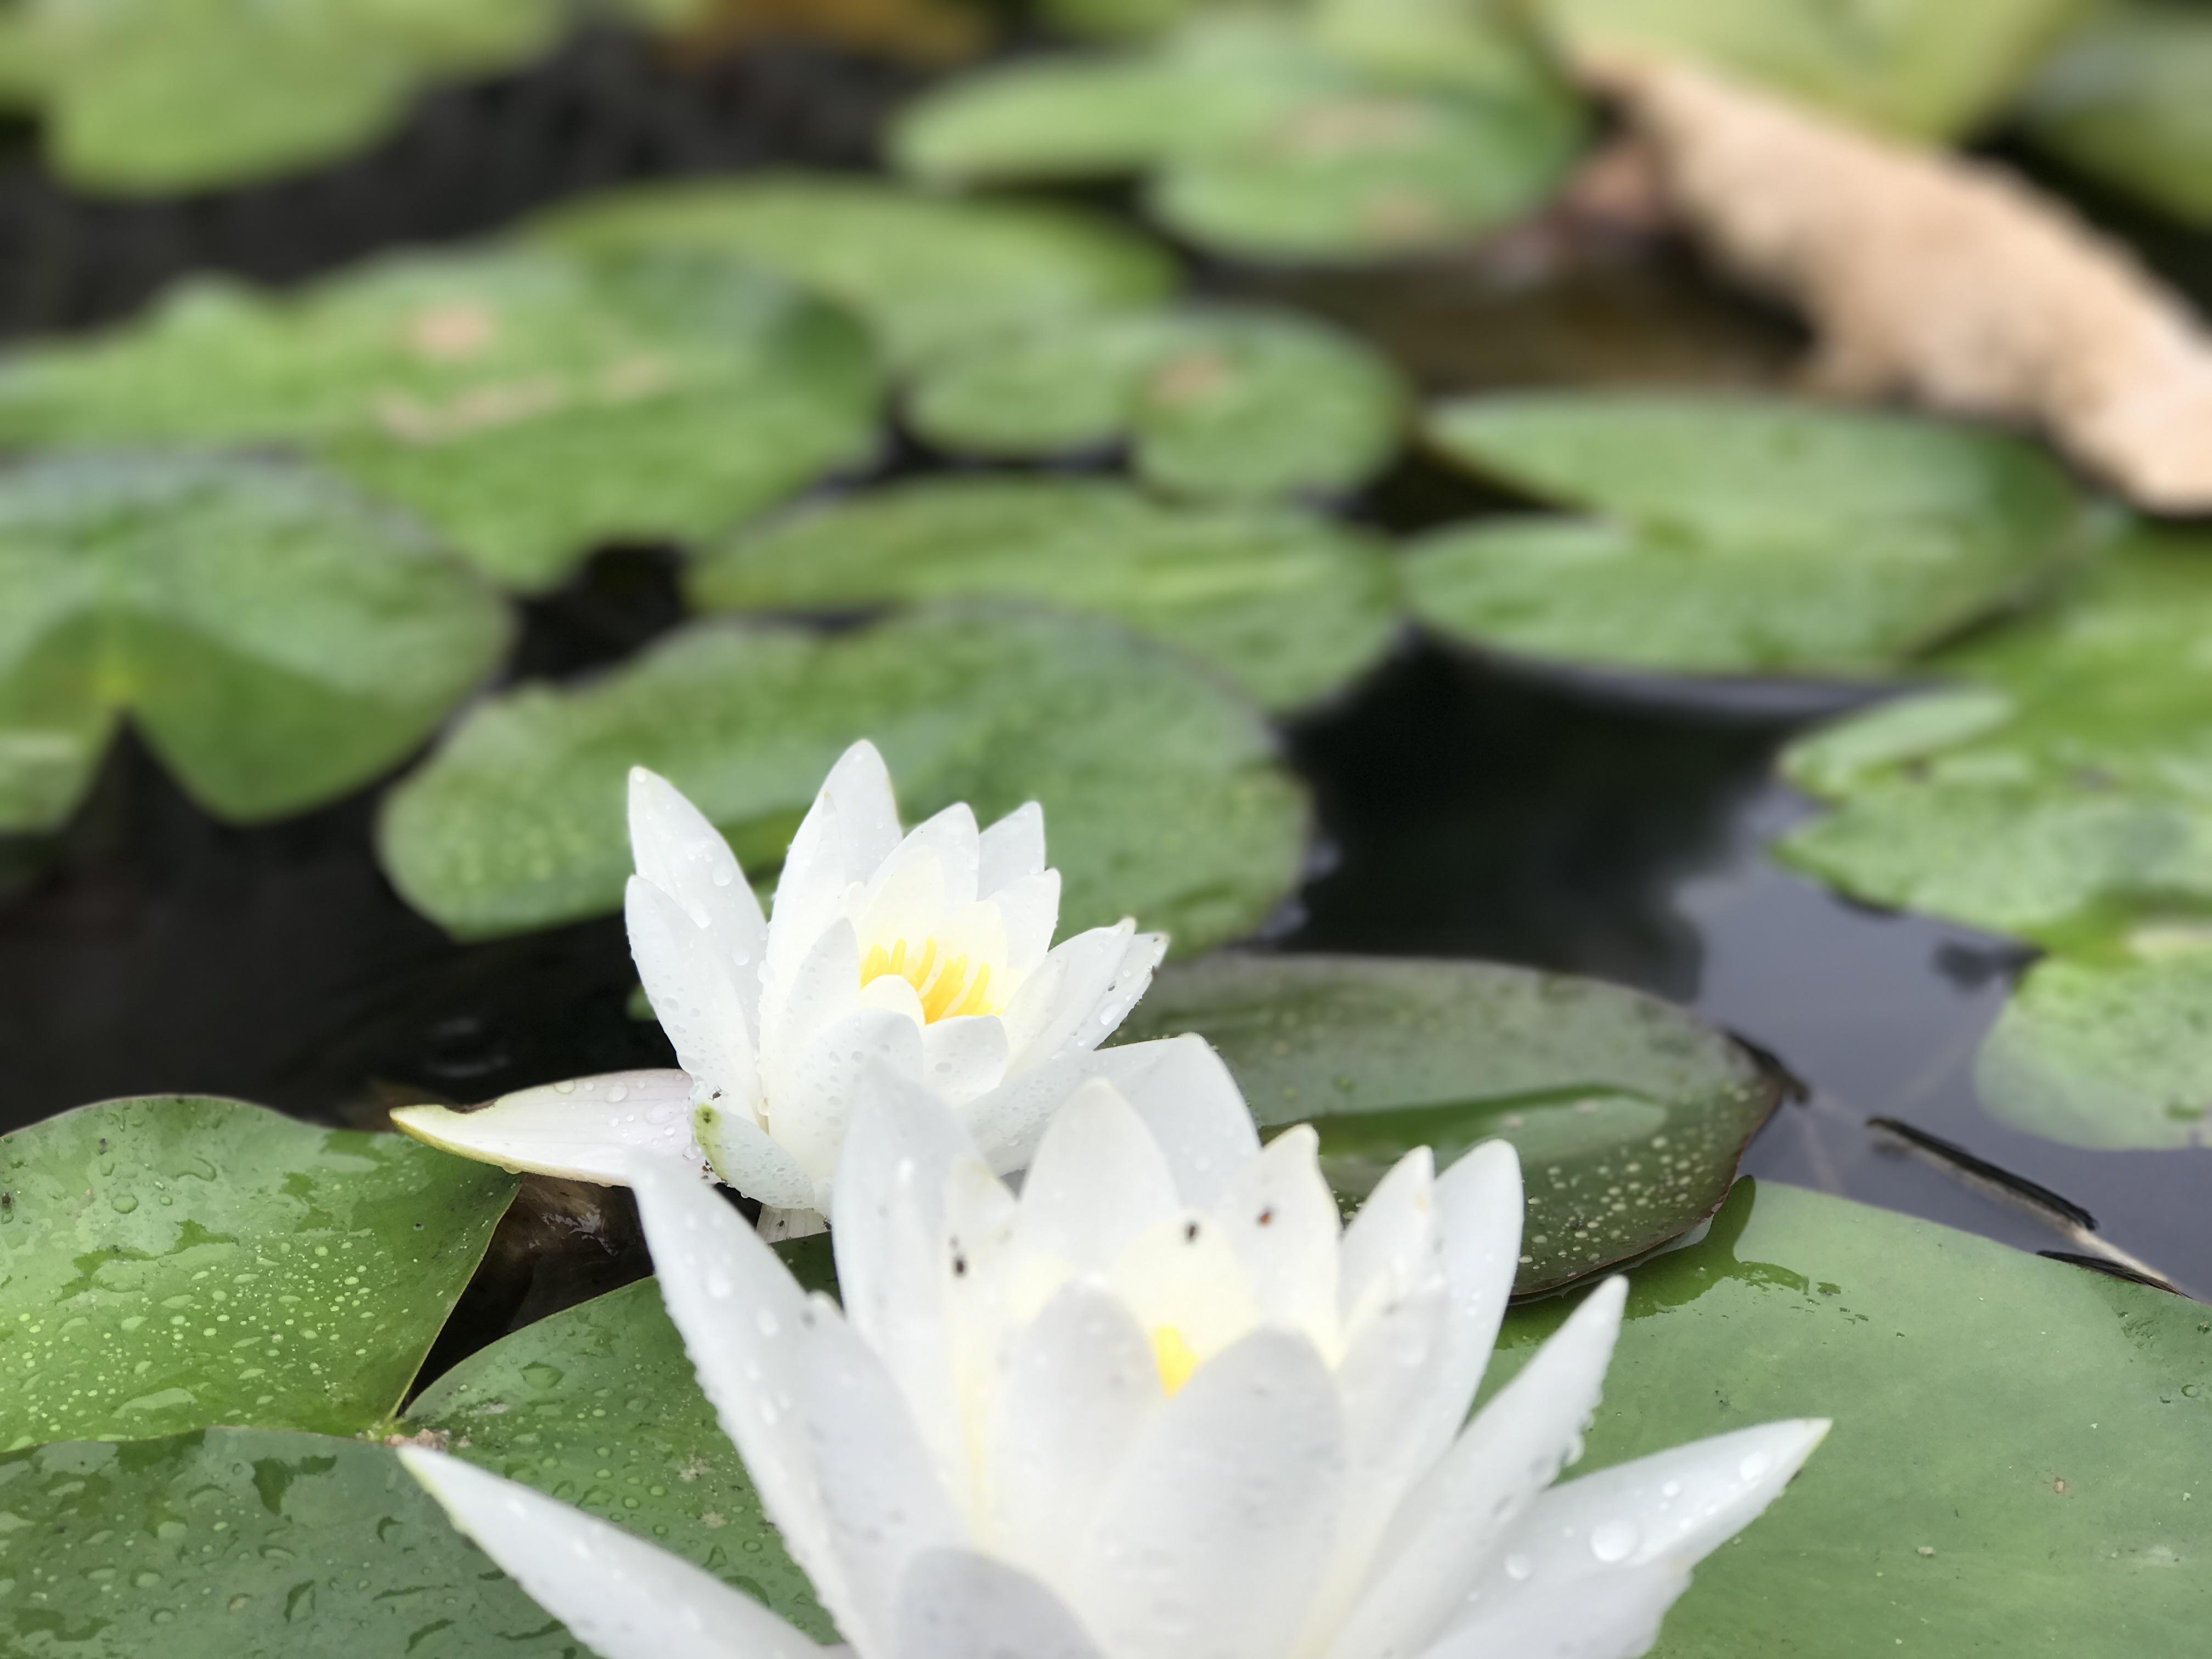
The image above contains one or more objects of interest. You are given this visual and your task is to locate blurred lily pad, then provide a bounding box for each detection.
[379,605,1308,951]
[689,476,1397,713]
[1491,1179,2212,1655]
[2,1427,590,1653]
[13,0,707,193]
[531,173,1176,365]
[403,1276,832,1640]
[906,303,1406,499]
[893,14,1583,261]
[0,1094,515,1449]
[2017,2,2212,227]
[1115,953,1782,1294]
[1408,393,2084,676]
[0,247,881,592]
[1532,0,2091,140]
[0,453,509,832]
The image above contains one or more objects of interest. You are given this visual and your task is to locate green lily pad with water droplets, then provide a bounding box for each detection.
[0,1096,515,1449]
[2017,3,2212,227]
[1532,0,2090,140]
[529,172,1178,367]
[1489,1179,2212,1655]
[402,1273,834,1641]
[377,605,1308,952]
[905,303,1406,500]
[1409,392,2086,677]
[689,477,1398,713]
[0,246,882,591]
[1114,953,1782,1294]
[0,452,510,833]
[892,14,1582,261]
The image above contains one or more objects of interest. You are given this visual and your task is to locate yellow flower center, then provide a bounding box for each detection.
[1150,1325,1200,1397]
[859,936,997,1023]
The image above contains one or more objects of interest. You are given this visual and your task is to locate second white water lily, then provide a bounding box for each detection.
[404,1052,1827,1659]
[395,741,1170,1228]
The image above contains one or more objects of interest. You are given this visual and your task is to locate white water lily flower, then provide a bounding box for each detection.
[403,1051,1828,1659]
[393,741,1169,1232]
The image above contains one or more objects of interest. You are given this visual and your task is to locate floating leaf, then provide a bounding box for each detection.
[1,1427,588,1653]
[1409,393,2085,676]
[0,453,509,832]
[893,14,1582,260]
[690,477,1397,713]
[2018,3,2212,227]
[403,1276,833,1640]
[1532,0,2090,140]
[1115,953,1781,1294]
[905,303,1405,500]
[531,172,1176,366]
[0,1095,515,1449]
[0,247,881,591]
[379,605,1308,951]
[1491,1179,2212,1655]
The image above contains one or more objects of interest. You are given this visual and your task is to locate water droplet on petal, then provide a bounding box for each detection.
[1503,1554,1533,1582]
[1590,1520,1638,1564]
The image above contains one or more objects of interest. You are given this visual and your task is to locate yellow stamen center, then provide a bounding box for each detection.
[1150,1325,1199,1397]
[859,936,997,1022]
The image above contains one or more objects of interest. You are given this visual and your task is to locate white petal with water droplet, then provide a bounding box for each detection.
[391,1070,702,1185]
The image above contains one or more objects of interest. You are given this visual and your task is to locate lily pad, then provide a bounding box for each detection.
[0,1427,589,1654]
[893,15,1583,261]
[1408,393,2085,676]
[905,304,1406,500]
[688,477,1398,713]
[1113,953,1782,1294]
[1531,0,2090,140]
[0,1095,516,1449]
[403,1276,833,1641]
[377,605,1308,952]
[0,247,882,591]
[2017,3,2212,227]
[1489,1179,2212,1655]
[0,453,509,833]
[529,173,1177,366]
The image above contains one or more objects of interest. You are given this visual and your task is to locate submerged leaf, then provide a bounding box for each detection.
[0,1096,515,1448]
[1115,953,1781,1293]
[379,605,1307,951]
[0,453,509,831]
[692,477,1397,714]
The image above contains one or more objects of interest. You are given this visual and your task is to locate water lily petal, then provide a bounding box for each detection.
[1210,1124,1340,1344]
[1089,1032,1261,1208]
[1431,1139,1526,1405]
[1017,1079,1182,1271]
[984,1280,1158,1581]
[399,1447,825,1659]
[895,1548,1104,1659]
[864,802,981,919]
[998,922,1163,1068]
[768,1006,928,1180]
[630,1157,966,1657]
[989,869,1062,983]
[1419,1559,1690,1659]
[1075,1328,1347,1659]
[1338,1148,1437,1323]
[768,740,902,991]
[977,800,1046,898]
[628,876,760,1112]
[921,1014,1013,1107]
[1330,1277,1629,1659]
[391,1070,702,1184]
[759,917,865,1089]
[628,765,768,1023]
[692,1096,821,1211]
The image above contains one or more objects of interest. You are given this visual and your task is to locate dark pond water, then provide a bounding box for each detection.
[1,29,2207,1325]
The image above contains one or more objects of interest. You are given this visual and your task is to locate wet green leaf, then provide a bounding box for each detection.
[1532,0,2090,139]
[530,172,1176,366]
[0,1096,516,1449]
[0,453,509,832]
[1115,953,1781,1294]
[379,605,1308,952]
[906,304,1405,499]
[690,477,1397,713]
[403,1276,833,1641]
[1410,393,2084,676]
[893,14,1582,260]
[1491,1179,2212,1655]
[0,247,881,591]
[0,1427,588,1655]
[2018,3,2212,227]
